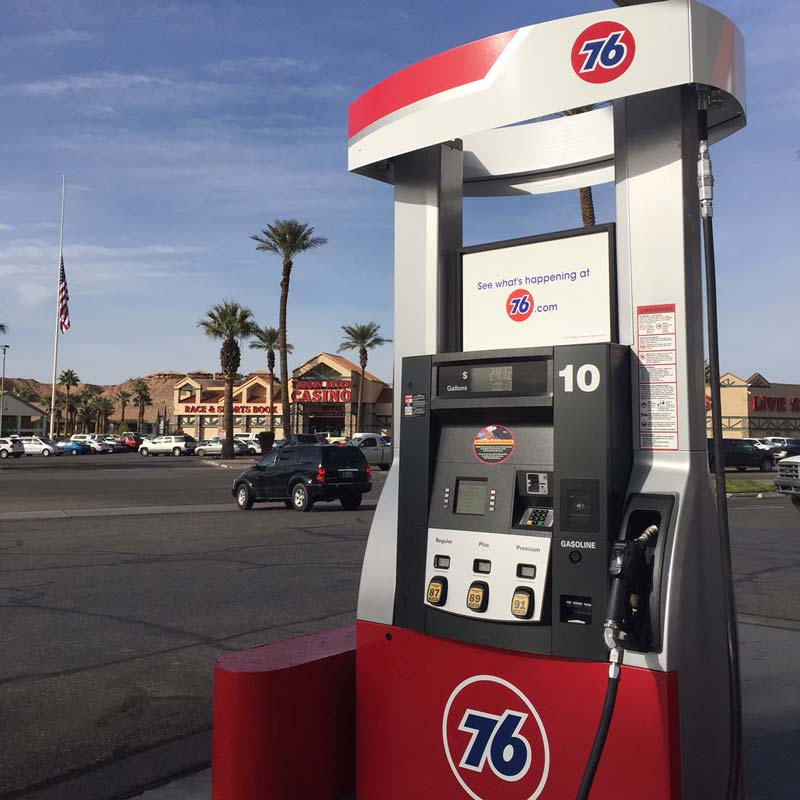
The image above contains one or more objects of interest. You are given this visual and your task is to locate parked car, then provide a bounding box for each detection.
[196,437,249,457]
[707,438,774,472]
[139,435,197,456]
[232,444,372,512]
[743,438,771,451]
[18,435,62,457]
[121,433,142,450]
[70,434,113,453]
[761,437,796,450]
[766,439,800,461]
[0,437,24,459]
[57,440,91,455]
[774,456,800,512]
[273,434,319,447]
[234,434,262,455]
[347,432,392,470]
[103,435,127,453]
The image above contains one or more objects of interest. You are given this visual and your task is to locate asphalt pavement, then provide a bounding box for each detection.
[0,455,385,799]
[1,455,798,799]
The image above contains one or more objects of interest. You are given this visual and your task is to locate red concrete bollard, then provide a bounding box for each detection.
[212,625,356,800]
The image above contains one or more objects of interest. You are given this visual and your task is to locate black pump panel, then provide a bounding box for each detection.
[394,344,632,661]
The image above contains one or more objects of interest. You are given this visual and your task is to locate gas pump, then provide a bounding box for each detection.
[350,1,745,798]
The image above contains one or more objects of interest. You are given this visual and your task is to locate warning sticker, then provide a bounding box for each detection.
[637,304,678,451]
[403,394,413,417]
[473,425,515,465]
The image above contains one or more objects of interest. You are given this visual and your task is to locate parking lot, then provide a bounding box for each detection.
[0,455,797,798]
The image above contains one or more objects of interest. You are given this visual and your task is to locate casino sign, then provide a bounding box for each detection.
[291,379,352,403]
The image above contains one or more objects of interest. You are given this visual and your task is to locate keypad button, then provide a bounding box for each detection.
[466,581,489,612]
[511,587,535,619]
[427,577,447,606]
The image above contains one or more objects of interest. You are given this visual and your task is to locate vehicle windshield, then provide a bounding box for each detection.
[294,434,318,444]
[322,446,367,468]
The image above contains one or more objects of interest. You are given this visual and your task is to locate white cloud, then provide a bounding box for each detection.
[0,28,97,50]
[206,56,310,76]
[0,223,12,231]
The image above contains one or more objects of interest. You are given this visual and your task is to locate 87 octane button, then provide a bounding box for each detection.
[427,577,448,606]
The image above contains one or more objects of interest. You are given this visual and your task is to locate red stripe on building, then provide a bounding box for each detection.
[348,29,517,139]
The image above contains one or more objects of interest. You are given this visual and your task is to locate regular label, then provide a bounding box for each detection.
[637,304,678,450]
[473,425,515,465]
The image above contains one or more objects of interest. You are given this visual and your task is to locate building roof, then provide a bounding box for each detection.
[294,352,385,384]
[0,394,48,416]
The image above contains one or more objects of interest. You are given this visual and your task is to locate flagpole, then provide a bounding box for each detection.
[49,175,65,440]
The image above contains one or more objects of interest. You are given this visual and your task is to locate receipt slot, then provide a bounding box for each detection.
[350,2,745,799]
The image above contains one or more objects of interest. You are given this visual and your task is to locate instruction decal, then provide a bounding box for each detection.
[637,304,678,450]
[474,425,515,465]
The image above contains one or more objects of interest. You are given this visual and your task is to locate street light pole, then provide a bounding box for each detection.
[0,345,9,437]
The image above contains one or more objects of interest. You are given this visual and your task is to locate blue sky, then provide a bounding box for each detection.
[0,0,797,386]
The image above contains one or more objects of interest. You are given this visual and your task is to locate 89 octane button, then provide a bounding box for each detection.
[466,581,489,613]
[427,577,448,606]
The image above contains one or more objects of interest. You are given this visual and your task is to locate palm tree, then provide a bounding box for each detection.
[338,322,391,432]
[131,379,152,433]
[0,323,6,334]
[563,106,596,227]
[75,391,96,434]
[198,300,256,458]
[251,220,327,435]
[58,369,80,435]
[95,397,115,433]
[13,386,36,403]
[249,325,293,433]
[116,390,132,428]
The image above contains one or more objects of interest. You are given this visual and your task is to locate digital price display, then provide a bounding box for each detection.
[438,360,548,398]
[455,479,487,516]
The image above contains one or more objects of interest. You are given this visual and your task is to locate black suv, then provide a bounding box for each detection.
[707,438,774,472]
[232,444,372,512]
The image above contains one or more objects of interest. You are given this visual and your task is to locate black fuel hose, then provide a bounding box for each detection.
[576,661,621,800]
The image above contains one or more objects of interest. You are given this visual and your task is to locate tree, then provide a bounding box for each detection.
[251,220,327,435]
[95,397,115,433]
[58,369,80,435]
[338,322,391,432]
[75,391,96,434]
[131,378,152,433]
[12,386,36,403]
[249,325,293,433]
[116,390,132,428]
[0,323,6,334]
[704,358,712,385]
[198,300,256,458]
[563,106,596,227]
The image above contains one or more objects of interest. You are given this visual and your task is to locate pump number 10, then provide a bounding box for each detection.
[558,363,601,393]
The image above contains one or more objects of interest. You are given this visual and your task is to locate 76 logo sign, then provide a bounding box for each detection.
[443,675,550,800]
[571,21,636,84]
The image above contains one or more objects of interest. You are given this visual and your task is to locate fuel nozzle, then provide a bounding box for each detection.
[603,524,659,653]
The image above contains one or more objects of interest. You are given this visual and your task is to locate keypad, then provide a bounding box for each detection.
[525,507,553,527]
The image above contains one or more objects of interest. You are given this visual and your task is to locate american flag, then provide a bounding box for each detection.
[58,255,70,333]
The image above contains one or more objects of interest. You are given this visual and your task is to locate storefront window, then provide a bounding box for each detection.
[179,416,196,426]
[203,415,220,426]
[251,416,267,426]
[234,416,246,427]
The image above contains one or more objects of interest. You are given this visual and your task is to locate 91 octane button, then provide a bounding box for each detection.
[427,577,447,606]
[466,581,489,613]
[511,587,535,619]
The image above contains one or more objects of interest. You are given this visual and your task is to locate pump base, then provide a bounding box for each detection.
[357,620,680,799]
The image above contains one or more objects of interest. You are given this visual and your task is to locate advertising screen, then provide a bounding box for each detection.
[461,227,614,351]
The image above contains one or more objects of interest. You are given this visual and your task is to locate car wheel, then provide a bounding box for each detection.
[140,447,150,456]
[291,483,313,512]
[172,447,182,457]
[70,449,78,456]
[0,450,7,459]
[42,448,51,457]
[248,447,256,455]
[236,483,254,510]
[760,458,774,472]
[340,493,363,511]
[196,448,206,457]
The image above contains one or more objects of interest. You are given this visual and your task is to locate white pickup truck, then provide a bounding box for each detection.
[348,433,392,470]
[774,456,800,512]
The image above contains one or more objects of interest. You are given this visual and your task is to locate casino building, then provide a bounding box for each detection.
[706,372,800,439]
[172,352,392,440]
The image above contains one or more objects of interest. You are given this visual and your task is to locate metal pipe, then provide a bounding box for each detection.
[0,344,8,436]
